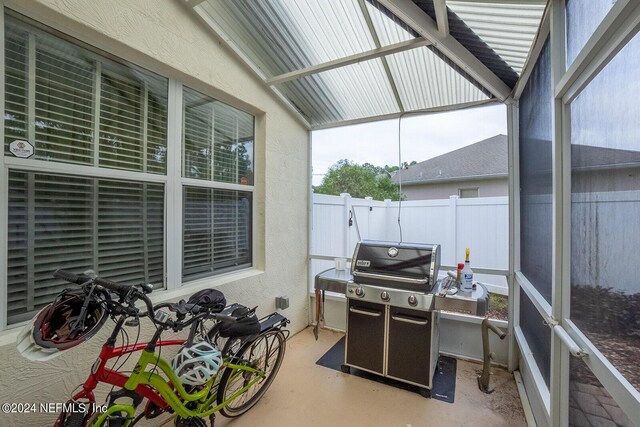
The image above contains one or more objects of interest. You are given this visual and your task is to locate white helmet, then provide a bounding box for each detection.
[171,340,222,386]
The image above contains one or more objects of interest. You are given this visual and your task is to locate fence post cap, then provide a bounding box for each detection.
[449,195,460,199]
[340,193,351,197]
[365,197,373,200]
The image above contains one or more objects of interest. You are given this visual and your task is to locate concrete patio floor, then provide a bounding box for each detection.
[204,327,527,427]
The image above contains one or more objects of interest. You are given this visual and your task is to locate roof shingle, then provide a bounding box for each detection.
[393,134,507,184]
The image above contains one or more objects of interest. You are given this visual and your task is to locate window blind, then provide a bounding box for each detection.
[182,187,251,281]
[183,87,254,185]
[7,171,165,324]
[4,22,28,151]
[4,16,168,174]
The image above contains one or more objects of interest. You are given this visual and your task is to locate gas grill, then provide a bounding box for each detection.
[346,240,440,309]
[343,240,441,396]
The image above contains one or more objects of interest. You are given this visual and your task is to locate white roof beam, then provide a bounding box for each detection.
[434,0,450,36]
[311,99,499,130]
[185,0,206,7]
[378,0,512,101]
[265,37,431,86]
[357,0,405,113]
[191,5,311,129]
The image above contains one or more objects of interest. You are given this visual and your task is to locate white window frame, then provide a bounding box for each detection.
[0,8,259,333]
[512,0,640,425]
[457,187,479,198]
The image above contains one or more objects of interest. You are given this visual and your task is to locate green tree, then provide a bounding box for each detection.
[314,159,403,201]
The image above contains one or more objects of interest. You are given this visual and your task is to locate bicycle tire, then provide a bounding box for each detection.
[216,330,286,418]
[57,402,88,427]
[62,413,85,427]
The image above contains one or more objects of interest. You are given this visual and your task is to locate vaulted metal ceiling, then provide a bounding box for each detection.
[186,0,546,129]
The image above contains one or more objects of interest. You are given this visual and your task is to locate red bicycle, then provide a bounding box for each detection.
[17,270,289,427]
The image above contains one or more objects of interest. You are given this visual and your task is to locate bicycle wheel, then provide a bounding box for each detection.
[56,401,88,427]
[217,330,286,417]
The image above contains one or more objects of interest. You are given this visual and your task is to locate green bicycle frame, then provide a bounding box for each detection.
[92,349,264,426]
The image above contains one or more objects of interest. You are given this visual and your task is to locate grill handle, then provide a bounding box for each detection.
[349,307,382,317]
[352,271,429,285]
[391,314,429,325]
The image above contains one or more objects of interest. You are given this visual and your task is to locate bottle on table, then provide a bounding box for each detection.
[461,247,473,292]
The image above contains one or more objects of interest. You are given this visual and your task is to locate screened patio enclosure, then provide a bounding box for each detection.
[182,0,640,425]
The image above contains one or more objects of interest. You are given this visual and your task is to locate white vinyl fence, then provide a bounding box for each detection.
[310,193,509,293]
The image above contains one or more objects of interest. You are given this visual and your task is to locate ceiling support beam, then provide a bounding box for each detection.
[357,0,405,113]
[185,0,207,8]
[311,99,499,130]
[191,5,311,129]
[378,0,511,101]
[265,37,430,86]
[433,0,450,36]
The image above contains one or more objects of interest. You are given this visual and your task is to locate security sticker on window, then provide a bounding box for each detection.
[9,140,34,158]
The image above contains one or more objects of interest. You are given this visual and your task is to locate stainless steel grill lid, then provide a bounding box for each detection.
[350,240,440,292]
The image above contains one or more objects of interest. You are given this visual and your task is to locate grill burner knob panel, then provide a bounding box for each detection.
[355,287,365,297]
[381,291,390,302]
[408,295,418,306]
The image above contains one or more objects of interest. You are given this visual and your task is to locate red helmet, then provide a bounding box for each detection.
[17,289,107,360]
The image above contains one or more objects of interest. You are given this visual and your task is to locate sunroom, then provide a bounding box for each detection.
[0,0,639,426]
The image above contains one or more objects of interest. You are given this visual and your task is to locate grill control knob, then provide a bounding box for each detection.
[408,295,418,306]
[381,291,390,302]
[355,287,365,297]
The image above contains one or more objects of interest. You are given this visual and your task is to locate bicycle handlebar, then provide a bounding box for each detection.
[53,269,92,285]
[53,269,235,332]
[94,277,131,294]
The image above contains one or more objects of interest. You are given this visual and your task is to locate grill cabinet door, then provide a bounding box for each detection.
[387,307,433,387]
[346,300,385,374]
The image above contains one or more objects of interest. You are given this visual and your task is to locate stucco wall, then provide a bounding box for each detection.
[401,177,508,200]
[0,0,309,425]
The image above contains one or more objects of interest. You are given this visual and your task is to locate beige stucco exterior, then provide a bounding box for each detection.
[401,177,508,200]
[0,1,310,425]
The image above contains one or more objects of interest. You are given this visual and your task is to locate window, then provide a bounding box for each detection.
[7,172,164,324]
[4,17,168,172]
[3,14,256,327]
[182,87,254,282]
[458,187,478,198]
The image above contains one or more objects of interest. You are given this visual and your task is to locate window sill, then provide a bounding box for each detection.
[0,267,265,347]
[159,268,265,304]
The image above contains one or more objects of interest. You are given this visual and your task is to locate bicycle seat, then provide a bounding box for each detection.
[219,305,260,338]
[187,288,226,313]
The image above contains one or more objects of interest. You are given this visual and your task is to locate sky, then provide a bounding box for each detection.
[311,103,507,186]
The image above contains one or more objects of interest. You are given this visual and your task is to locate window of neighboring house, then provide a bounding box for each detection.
[458,187,478,198]
[182,87,254,282]
[3,14,255,325]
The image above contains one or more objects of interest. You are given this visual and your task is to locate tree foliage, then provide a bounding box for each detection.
[314,159,408,201]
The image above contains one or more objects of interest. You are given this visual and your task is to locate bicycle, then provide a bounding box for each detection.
[18,269,289,427]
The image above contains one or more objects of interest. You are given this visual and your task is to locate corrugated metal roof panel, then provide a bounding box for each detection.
[366,0,416,44]
[386,47,490,111]
[189,0,546,128]
[196,0,376,78]
[447,1,546,74]
[274,58,400,127]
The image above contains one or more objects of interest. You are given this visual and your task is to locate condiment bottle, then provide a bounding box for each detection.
[461,247,473,292]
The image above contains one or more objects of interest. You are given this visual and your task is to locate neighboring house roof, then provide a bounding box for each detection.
[394,134,507,185]
[572,144,640,171]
